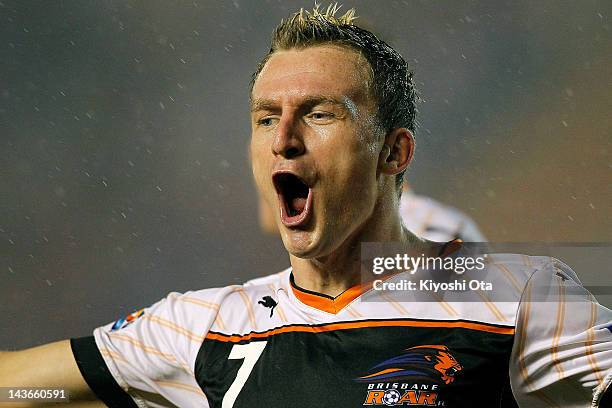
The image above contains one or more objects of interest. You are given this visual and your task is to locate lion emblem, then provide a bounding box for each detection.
[355,344,463,384]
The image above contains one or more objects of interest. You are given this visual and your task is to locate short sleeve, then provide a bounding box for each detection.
[80,288,227,407]
[510,258,612,407]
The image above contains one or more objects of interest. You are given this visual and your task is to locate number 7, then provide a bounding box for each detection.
[221,341,268,408]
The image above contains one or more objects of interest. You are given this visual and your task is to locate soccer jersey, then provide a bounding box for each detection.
[399,190,486,242]
[71,254,612,407]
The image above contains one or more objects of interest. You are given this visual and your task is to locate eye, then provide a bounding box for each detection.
[307,111,334,122]
[257,116,278,127]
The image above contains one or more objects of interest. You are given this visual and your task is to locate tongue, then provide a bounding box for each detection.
[291,197,307,214]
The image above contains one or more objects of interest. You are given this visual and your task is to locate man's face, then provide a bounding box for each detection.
[250,45,384,258]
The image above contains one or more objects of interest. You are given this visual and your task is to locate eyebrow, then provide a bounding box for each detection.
[250,95,353,113]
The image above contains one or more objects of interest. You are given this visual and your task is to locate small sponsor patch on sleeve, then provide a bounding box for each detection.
[111,308,145,331]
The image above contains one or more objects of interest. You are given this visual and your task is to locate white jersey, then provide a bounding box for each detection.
[399,190,486,242]
[72,254,612,407]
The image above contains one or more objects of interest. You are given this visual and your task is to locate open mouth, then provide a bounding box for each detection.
[272,172,313,227]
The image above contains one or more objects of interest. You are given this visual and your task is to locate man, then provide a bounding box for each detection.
[1,6,610,407]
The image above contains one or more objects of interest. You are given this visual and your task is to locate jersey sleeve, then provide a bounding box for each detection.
[510,258,612,407]
[72,287,231,407]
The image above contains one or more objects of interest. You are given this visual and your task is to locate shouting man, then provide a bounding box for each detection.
[1,5,610,407]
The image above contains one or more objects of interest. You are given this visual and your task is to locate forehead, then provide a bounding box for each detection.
[252,45,371,105]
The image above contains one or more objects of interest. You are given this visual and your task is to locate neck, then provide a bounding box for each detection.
[289,190,421,297]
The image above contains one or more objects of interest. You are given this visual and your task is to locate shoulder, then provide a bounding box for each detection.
[484,254,581,297]
[482,254,578,292]
[243,268,291,287]
[193,270,291,335]
[508,256,611,407]
[163,268,290,309]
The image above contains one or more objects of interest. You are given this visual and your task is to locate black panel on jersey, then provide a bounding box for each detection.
[195,321,518,407]
[70,336,138,408]
[600,386,612,408]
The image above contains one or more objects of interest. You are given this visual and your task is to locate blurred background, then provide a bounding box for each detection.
[1,0,611,349]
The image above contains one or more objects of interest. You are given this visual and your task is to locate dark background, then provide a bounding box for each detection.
[2,1,611,349]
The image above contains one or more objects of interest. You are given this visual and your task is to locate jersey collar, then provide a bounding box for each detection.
[288,273,369,314]
[286,240,462,315]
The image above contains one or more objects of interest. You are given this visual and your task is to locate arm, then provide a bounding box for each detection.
[0,340,103,406]
[0,288,223,407]
[510,258,612,407]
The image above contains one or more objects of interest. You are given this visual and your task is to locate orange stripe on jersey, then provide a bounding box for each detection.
[176,295,220,311]
[516,279,533,390]
[475,291,507,322]
[551,281,566,379]
[144,314,204,343]
[344,305,363,318]
[99,348,128,363]
[214,313,227,331]
[585,294,604,385]
[521,255,532,268]
[205,318,514,343]
[109,332,178,361]
[379,292,409,315]
[107,333,194,373]
[290,272,398,314]
[429,292,458,317]
[291,280,369,314]
[235,288,258,330]
[491,263,523,294]
[515,281,558,407]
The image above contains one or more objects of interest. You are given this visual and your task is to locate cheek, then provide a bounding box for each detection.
[329,140,379,185]
[250,140,270,186]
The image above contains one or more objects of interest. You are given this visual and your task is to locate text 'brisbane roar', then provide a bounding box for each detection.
[363,388,439,406]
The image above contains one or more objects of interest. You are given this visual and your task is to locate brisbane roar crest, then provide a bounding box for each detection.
[356,345,462,385]
[355,345,463,406]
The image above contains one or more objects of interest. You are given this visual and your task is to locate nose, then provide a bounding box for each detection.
[271,115,305,159]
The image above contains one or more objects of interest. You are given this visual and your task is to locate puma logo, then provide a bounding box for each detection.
[258,296,277,317]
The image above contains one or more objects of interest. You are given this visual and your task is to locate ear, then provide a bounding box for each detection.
[378,128,415,176]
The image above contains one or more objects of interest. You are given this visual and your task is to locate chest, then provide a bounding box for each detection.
[195,325,517,407]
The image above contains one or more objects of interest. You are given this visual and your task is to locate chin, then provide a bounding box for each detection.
[281,229,321,259]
